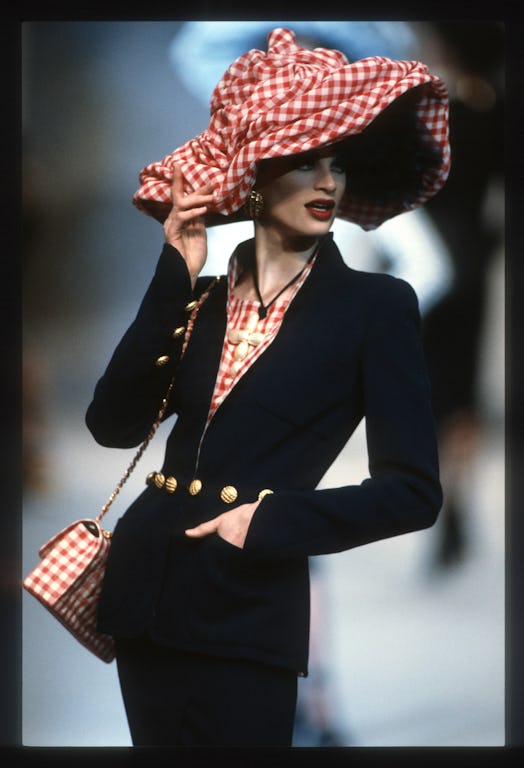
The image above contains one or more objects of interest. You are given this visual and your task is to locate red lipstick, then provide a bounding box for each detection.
[305,199,335,221]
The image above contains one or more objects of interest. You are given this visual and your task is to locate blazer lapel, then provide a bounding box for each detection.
[180,234,350,427]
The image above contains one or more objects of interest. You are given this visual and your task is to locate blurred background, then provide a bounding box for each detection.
[22,20,505,747]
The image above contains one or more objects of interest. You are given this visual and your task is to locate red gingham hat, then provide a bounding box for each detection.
[133,27,450,230]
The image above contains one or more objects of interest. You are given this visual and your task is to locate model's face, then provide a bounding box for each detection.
[256,149,347,239]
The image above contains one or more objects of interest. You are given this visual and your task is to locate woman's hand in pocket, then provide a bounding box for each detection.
[185,501,260,549]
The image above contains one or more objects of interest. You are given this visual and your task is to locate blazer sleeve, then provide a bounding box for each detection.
[243,277,443,559]
[85,243,201,448]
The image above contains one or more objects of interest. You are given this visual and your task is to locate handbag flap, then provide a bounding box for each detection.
[38,519,105,558]
[25,520,109,606]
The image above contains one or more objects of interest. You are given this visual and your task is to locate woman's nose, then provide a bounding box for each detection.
[314,163,336,192]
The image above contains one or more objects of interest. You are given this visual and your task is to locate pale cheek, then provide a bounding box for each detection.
[266,199,308,229]
[266,185,307,217]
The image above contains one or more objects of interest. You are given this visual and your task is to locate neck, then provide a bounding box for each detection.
[251,228,319,298]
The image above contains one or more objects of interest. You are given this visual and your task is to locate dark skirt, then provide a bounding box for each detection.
[115,634,298,746]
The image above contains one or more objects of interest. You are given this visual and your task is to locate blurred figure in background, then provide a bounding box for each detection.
[23,153,50,494]
[418,21,504,571]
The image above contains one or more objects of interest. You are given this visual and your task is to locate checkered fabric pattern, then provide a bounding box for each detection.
[23,520,115,663]
[208,250,315,420]
[133,27,450,231]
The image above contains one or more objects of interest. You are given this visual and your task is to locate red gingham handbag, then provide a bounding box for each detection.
[24,277,220,662]
[22,383,175,663]
[23,518,116,662]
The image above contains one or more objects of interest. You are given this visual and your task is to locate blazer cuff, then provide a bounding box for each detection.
[154,242,194,303]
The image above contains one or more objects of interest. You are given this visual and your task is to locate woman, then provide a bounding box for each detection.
[86,28,450,746]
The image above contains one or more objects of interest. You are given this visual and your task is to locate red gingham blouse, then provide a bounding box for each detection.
[208,249,315,427]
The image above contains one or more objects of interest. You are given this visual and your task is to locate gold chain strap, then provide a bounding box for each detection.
[95,379,174,524]
[95,275,221,526]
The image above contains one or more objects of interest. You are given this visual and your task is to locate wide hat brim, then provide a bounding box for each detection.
[133,27,450,231]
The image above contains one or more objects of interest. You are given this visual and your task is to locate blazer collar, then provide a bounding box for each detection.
[229,232,347,291]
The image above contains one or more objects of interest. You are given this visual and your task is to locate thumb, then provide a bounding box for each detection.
[185,517,220,538]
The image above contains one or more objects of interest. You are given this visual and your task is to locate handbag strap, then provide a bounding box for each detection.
[95,274,221,525]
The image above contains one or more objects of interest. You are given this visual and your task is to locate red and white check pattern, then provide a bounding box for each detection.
[23,520,115,663]
[208,250,315,421]
[133,27,450,231]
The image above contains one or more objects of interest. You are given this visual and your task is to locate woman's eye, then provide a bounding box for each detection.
[294,157,345,173]
[331,161,346,174]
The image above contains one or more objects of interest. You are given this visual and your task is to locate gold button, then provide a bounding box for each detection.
[220,485,238,504]
[172,325,186,339]
[154,472,165,489]
[189,479,202,496]
[146,471,156,486]
[258,489,274,501]
[185,300,198,312]
[165,476,178,493]
[155,355,170,367]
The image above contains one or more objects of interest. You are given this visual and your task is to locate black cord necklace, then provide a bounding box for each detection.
[251,242,320,320]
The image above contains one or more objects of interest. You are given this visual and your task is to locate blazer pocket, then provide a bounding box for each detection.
[214,532,244,555]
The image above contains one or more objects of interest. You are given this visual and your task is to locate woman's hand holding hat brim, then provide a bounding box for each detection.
[163,164,216,288]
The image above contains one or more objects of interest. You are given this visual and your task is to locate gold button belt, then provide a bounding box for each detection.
[146,471,274,504]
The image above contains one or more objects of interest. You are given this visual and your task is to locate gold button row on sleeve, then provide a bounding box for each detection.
[155,325,186,367]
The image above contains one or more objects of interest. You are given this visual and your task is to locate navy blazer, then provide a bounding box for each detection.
[86,233,442,675]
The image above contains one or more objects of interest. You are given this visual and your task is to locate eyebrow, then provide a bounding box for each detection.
[296,150,345,164]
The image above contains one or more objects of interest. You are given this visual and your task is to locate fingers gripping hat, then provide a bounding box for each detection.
[133,27,450,230]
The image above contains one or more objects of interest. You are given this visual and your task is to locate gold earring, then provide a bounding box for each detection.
[245,189,264,220]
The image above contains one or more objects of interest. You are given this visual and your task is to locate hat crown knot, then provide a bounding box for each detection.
[210,27,350,114]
